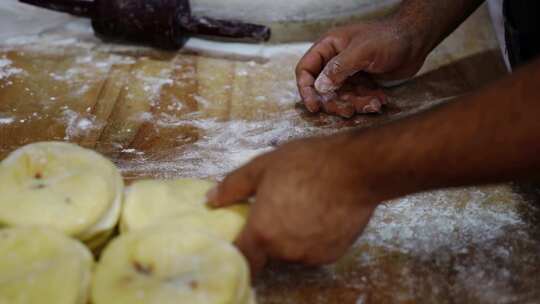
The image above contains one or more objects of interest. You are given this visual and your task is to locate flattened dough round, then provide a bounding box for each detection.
[0,142,123,242]
[0,227,93,304]
[92,226,254,304]
[145,207,248,242]
[120,179,248,238]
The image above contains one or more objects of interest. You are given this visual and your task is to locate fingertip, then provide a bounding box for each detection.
[305,100,320,113]
[300,87,321,113]
[211,158,266,208]
[205,185,220,207]
[361,98,382,114]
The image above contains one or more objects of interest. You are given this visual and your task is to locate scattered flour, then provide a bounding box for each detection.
[0,55,24,80]
[61,109,100,140]
[360,187,524,254]
[0,116,15,124]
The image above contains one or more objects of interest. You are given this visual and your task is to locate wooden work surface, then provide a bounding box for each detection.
[1,6,539,304]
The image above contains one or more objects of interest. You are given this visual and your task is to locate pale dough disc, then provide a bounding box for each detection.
[120,179,249,236]
[0,142,124,241]
[0,227,93,304]
[92,226,254,304]
[145,206,248,242]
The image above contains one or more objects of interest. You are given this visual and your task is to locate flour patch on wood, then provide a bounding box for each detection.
[0,55,24,80]
[60,108,101,140]
[0,116,15,125]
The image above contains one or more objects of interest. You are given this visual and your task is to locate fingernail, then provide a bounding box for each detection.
[206,186,218,204]
[314,74,337,94]
[363,98,382,113]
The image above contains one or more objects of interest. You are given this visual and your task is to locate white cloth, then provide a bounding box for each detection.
[487,0,512,71]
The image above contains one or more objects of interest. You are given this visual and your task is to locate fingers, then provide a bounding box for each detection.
[207,158,266,208]
[340,94,381,114]
[296,37,344,113]
[320,97,356,118]
[234,226,268,278]
[298,71,321,113]
[315,46,372,94]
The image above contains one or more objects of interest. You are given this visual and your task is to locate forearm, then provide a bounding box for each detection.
[342,59,540,200]
[393,0,485,58]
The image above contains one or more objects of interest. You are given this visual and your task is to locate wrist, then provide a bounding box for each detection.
[389,3,440,62]
[336,125,430,202]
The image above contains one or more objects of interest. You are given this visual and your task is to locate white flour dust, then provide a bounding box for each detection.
[60,108,101,140]
[256,184,538,303]
[0,55,24,80]
[113,103,337,180]
[0,116,15,124]
[360,186,524,255]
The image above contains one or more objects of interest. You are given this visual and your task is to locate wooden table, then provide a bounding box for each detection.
[1,6,539,304]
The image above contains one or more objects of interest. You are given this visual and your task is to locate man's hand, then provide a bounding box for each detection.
[296,20,426,117]
[207,136,382,275]
[296,0,485,117]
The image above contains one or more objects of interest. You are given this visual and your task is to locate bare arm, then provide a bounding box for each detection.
[395,0,485,58]
[209,59,540,274]
[296,0,485,116]
[360,58,540,201]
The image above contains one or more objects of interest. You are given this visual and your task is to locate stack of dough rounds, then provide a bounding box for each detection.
[0,142,124,250]
[120,179,249,241]
[0,227,93,304]
[92,226,254,304]
[0,144,256,303]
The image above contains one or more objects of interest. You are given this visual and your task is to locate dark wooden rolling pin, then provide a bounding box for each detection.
[18,0,271,49]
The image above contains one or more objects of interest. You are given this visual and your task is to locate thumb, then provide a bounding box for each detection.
[206,158,266,207]
[314,46,371,94]
[234,224,268,278]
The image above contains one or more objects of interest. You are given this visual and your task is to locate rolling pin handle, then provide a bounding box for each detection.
[176,0,271,42]
[18,0,95,17]
[180,16,271,42]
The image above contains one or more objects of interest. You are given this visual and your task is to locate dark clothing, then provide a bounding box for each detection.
[504,0,540,68]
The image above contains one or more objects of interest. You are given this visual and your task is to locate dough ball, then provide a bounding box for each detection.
[0,227,93,304]
[92,226,254,304]
[0,141,124,247]
[120,179,248,240]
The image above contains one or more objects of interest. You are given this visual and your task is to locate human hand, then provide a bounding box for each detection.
[207,135,384,275]
[296,19,427,117]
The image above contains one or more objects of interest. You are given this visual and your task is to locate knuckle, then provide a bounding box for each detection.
[321,32,349,48]
[333,36,350,49]
[295,61,305,76]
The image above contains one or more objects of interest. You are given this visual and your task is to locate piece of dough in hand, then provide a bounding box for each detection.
[120,179,248,240]
[0,227,93,304]
[92,226,254,304]
[0,142,123,248]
